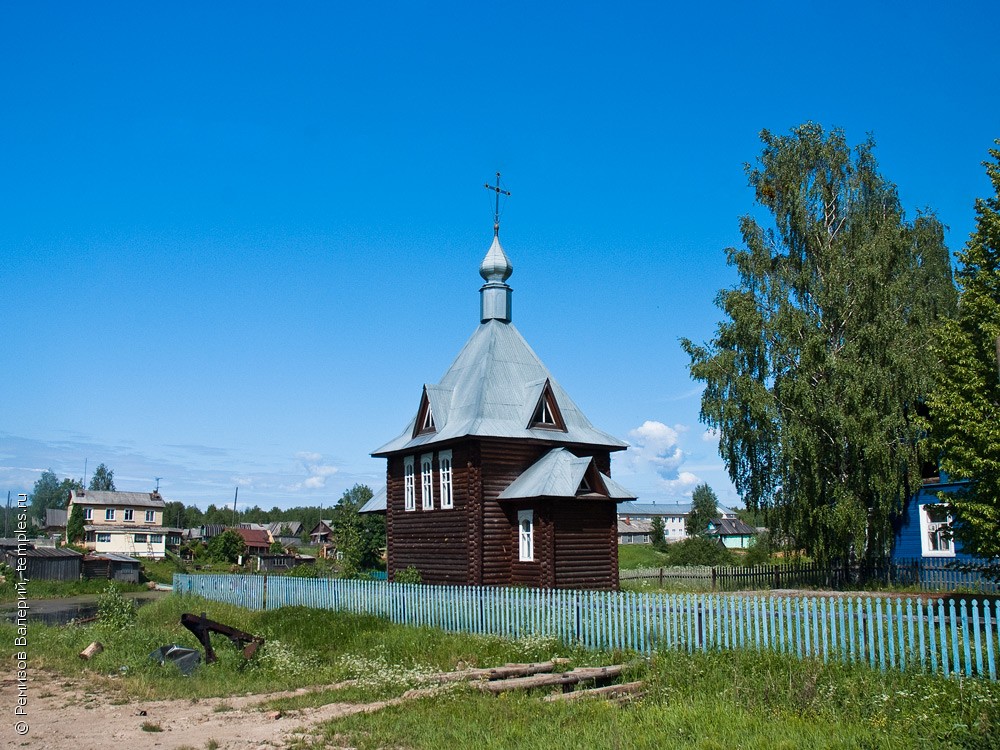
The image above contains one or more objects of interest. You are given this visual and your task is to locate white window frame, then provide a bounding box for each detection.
[134,533,147,543]
[145,509,156,523]
[920,503,955,557]
[149,533,163,544]
[404,456,415,511]
[421,454,434,510]
[104,508,115,521]
[84,507,92,521]
[518,509,534,562]
[439,450,453,509]
[124,508,134,522]
[96,532,111,543]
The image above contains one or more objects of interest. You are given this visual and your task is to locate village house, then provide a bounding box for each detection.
[373,213,635,590]
[892,470,976,562]
[231,526,271,556]
[308,519,334,546]
[616,501,739,544]
[705,517,758,549]
[68,489,181,559]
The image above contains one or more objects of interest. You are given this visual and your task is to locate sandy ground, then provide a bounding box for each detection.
[4,672,427,750]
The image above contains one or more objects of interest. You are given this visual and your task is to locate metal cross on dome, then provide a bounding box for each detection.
[483,172,511,235]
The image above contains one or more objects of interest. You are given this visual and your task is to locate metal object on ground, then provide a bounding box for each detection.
[179,612,264,664]
[149,644,202,676]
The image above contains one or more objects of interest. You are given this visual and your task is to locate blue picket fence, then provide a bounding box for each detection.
[173,573,999,681]
[621,559,1000,594]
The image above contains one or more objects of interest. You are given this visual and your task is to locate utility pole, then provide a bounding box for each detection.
[232,486,239,527]
[4,491,9,537]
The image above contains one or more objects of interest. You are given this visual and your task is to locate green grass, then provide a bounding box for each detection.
[299,649,1000,750]
[617,544,672,570]
[8,594,1000,749]
[139,555,190,584]
[0,577,147,602]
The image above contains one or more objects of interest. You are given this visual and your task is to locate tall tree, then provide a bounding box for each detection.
[928,142,1000,562]
[88,464,115,491]
[686,483,719,536]
[29,470,82,525]
[649,516,666,548]
[682,123,956,565]
[331,484,385,574]
[66,503,86,544]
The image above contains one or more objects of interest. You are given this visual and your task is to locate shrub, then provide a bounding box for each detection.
[662,537,735,567]
[286,563,320,578]
[742,530,774,566]
[97,582,137,631]
[207,530,246,563]
[393,566,422,584]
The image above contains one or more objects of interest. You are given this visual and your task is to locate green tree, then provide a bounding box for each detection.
[928,142,1000,563]
[162,501,189,530]
[88,463,115,491]
[331,484,385,574]
[687,483,719,536]
[66,502,86,544]
[649,516,666,549]
[682,123,956,565]
[29,470,82,525]
[207,529,246,563]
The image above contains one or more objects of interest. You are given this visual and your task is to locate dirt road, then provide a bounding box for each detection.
[6,672,414,750]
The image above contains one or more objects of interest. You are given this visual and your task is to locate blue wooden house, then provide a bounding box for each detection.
[891,474,976,562]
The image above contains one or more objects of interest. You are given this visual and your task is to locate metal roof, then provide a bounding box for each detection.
[16,546,82,558]
[359,486,386,514]
[498,448,635,501]
[616,501,736,518]
[84,525,182,533]
[706,518,757,536]
[617,518,653,534]
[374,320,628,456]
[45,508,67,527]
[89,553,141,563]
[69,490,166,508]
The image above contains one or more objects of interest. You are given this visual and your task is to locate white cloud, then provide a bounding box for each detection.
[659,471,700,494]
[626,420,686,479]
[702,428,720,442]
[296,452,339,490]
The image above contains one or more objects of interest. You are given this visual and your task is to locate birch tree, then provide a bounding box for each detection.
[682,123,956,564]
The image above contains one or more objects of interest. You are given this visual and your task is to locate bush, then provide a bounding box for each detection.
[285,563,320,578]
[742,530,774,566]
[661,537,735,567]
[208,530,246,563]
[393,566,422,584]
[97,582,137,631]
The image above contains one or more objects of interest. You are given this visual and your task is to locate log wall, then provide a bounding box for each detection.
[385,437,620,590]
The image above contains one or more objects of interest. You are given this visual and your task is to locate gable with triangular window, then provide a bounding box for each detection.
[413,388,436,437]
[528,379,566,431]
[575,460,609,497]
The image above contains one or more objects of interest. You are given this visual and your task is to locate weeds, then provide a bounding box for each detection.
[8,593,1000,749]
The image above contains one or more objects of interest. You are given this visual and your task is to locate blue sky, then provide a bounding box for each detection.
[2,2,998,513]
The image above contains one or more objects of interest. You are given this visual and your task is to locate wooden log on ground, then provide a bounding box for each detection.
[422,659,572,684]
[474,665,625,694]
[542,680,644,702]
[79,641,104,660]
